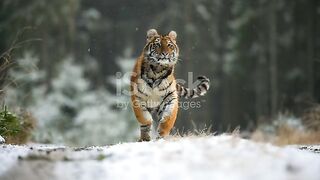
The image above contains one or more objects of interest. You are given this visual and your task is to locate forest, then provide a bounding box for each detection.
[0,0,319,145]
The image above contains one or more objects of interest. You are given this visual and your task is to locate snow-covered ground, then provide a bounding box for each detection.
[0,135,319,180]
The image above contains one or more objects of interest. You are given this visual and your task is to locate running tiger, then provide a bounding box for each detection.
[130,29,210,141]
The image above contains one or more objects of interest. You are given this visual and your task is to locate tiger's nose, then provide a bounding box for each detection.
[161,52,169,58]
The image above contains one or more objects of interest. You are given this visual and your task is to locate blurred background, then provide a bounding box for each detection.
[0,0,319,146]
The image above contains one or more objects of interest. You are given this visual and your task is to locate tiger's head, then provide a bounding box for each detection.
[143,29,179,67]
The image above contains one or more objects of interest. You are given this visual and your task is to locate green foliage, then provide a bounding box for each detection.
[0,105,36,144]
[0,106,21,138]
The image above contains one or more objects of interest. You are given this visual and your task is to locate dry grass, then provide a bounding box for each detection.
[171,124,214,139]
[5,111,36,144]
[251,125,320,146]
[251,107,320,146]
[168,125,244,142]
[171,122,320,146]
[302,105,320,131]
[274,126,320,145]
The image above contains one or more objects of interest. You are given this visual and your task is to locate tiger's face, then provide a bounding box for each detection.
[144,29,179,67]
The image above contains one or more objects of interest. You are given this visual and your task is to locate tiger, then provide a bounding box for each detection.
[130,29,210,141]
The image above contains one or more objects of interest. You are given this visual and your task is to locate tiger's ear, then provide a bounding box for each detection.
[168,31,177,41]
[146,29,158,42]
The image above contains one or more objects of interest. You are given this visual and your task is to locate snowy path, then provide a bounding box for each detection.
[0,135,320,180]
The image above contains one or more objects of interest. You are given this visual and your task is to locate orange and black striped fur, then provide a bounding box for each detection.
[130,29,210,141]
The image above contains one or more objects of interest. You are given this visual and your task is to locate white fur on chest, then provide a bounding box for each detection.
[136,78,174,108]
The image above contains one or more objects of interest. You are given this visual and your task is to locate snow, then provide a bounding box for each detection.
[0,136,5,144]
[0,135,320,180]
[196,4,211,21]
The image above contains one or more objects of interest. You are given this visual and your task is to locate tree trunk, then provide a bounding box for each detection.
[269,0,278,117]
[255,0,270,124]
[306,0,316,100]
[41,31,52,93]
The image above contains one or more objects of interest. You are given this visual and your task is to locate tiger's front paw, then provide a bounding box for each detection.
[138,136,151,142]
[139,124,151,142]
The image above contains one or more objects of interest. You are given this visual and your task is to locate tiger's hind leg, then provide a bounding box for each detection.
[157,98,179,138]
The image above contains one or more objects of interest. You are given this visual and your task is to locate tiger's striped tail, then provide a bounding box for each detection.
[176,76,210,99]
